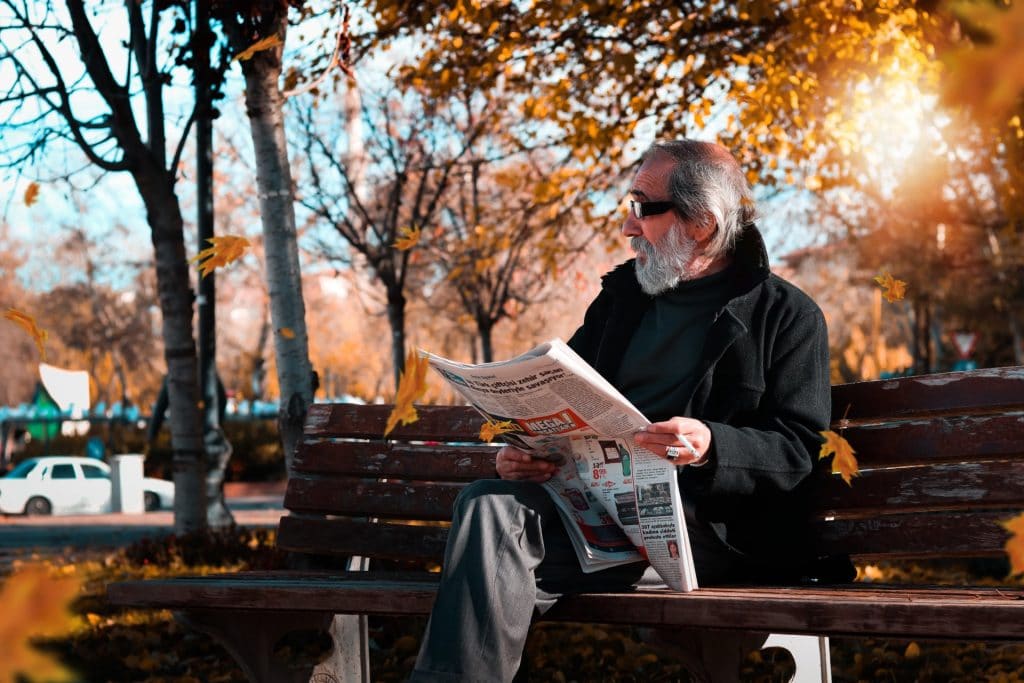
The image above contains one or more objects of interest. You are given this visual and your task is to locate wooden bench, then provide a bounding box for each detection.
[108,366,1024,682]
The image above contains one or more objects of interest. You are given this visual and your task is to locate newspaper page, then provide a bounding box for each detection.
[423,339,698,592]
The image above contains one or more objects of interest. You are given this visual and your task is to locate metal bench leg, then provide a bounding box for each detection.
[761,633,831,683]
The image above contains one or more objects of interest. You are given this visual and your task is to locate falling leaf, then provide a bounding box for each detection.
[394,225,421,251]
[819,430,859,486]
[280,327,295,339]
[479,419,517,442]
[0,563,80,682]
[191,235,251,277]
[1001,511,1024,576]
[233,34,283,62]
[24,182,39,206]
[873,272,907,303]
[384,348,430,437]
[4,308,48,360]
[904,641,921,659]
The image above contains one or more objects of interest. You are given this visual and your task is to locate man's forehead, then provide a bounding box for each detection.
[630,155,675,197]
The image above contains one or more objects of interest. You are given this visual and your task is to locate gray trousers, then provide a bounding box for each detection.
[411,479,758,682]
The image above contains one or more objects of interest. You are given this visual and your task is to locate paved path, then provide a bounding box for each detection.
[0,489,284,571]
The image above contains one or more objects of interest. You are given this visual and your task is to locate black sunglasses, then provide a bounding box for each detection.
[628,199,675,219]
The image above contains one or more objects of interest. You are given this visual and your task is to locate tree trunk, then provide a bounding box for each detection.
[478,318,495,364]
[238,15,313,472]
[135,174,207,534]
[385,285,407,389]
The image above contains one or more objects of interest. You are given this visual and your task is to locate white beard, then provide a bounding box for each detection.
[632,224,699,296]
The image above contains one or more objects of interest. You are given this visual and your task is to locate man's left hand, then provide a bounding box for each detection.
[633,417,711,466]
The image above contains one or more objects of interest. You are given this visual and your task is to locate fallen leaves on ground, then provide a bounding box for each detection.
[192,236,251,277]
[384,348,430,437]
[819,430,860,486]
[873,272,907,303]
[4,307,48,360]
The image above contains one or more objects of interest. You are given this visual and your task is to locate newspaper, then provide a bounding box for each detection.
[423,339,698,592]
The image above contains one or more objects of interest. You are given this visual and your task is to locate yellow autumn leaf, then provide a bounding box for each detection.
[479,419,517,442]
[384,348,430,437]
[394,225,421,251]
[24,182,40,206]
[904,641,921,659]
[1001,511,1024,577]
[191,235,251,277]
[0,563,80,683]
[279,327,295,339]
[233,34,283,62]
[4,308,48,361]
[873,272,907,303]
[819,430,859,486]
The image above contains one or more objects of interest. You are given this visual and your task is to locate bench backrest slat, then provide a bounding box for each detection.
[285,476,465,520]
[278,516,447,561]
[294,441,498,480]
[831,366,1024,423]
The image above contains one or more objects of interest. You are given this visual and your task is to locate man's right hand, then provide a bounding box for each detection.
[495,445,558,482]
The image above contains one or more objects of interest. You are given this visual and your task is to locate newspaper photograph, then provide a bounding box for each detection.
[422,339,699,592]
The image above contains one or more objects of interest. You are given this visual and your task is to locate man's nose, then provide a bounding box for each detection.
[622,213,642,237]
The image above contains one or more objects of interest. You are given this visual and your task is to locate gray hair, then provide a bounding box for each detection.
[641,140,758,260]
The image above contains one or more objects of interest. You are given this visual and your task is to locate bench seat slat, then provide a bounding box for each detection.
[808,460,1024,513]
[277,516,448,561]
[810,509,1014,559]
[293,442,498,480]
[842,414,1024,468]
[831,367,1024,423]
[284,476,465,520]
[106,573,1024,640]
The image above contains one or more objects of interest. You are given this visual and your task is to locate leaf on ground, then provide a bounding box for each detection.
[479,419,517,442]
[4,307,48,360]
[234,34,283,62]
[873,272,907,303]
[394,225,421,251]
[191,235,251,277]
[819,430,859,486]
[0,563,80,682]
[384,348,430,437]
[1000,511,1024,576]
[24,181,40,206]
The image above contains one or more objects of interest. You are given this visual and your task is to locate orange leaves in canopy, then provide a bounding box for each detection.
[942,2,1024,123]
[1001,512,1024,577]
[0,563,81,682]
[192,235,251,277]
[874,272,907,303]
[819,430,859,486]
[234,34,283,62]
[4,308,47,360]
[384,348,430,438]
[394,225,422,251]
[479,419,517,443]
[24,182,39,206]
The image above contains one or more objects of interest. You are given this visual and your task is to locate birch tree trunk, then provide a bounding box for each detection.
[237,14,313,470]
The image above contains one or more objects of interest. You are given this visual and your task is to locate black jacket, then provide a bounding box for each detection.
[568,226,844,579]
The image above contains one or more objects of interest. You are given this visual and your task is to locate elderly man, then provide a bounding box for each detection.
[411,140,846,682]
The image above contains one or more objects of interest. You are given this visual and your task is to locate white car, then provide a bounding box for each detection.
[0,456,175,515]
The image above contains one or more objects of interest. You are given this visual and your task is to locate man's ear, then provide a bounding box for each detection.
[690,215,717,245]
